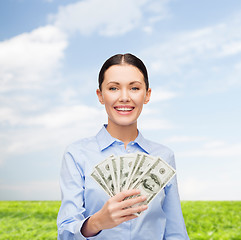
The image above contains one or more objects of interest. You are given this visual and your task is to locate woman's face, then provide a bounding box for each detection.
[97,64,151,128]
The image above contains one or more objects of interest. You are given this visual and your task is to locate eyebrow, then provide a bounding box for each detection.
[130,81,143,85]
[106,81,143,85]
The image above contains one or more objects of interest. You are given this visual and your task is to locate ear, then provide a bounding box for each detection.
[144,88,151,104]
[96,89,104,104]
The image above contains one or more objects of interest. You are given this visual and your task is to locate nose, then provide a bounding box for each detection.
[119,89,130,102]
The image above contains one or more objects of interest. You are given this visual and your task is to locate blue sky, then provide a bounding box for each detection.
[0,0,241,200]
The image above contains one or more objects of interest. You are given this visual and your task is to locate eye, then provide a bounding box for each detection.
[109,87,118,91]
[131,87,139,91]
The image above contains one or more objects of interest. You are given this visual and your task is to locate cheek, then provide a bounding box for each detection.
[102,92,116,103]
[132,92,146,105]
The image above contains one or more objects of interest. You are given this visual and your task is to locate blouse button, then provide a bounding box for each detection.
[127,149,131,153]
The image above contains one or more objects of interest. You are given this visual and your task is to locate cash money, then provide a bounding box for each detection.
[128,157,176,215]
[109,156,119,193]
[91,152,176,215]
[91,169,113,197]
[95,155,116,196]
[119,153,136,191]
[127,153,156,190]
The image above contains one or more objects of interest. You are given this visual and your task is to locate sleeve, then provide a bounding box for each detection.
[163,152,190,240]
[57,147,99,240]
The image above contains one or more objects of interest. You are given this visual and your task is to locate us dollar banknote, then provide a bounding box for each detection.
[91,152,176,214]
[95,155,116,196]
[109,156,119,194]
[119,153,136,191]
[130,157,176,215]
[91,169,113,197]
[127,153,156,190]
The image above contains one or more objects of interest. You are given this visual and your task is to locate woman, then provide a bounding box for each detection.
[57,53,189,239]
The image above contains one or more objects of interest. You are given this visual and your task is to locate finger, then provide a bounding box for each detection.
[122,204,148,216]
[112,189,141,202]
[109,195,146,219]
[120,214,138,223]
[119,195,147,209]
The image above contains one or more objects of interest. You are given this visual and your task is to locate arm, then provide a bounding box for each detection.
[81,190,148,237]
[57,148,147,240]
[163,153,189,240]
[57,149,89,240]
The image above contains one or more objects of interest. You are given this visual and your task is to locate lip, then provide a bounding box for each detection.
[114,105,135,115]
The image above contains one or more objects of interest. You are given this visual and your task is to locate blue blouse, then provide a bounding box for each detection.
[57,125,189,240]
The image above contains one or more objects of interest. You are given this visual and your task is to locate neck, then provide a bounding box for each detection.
[106,121,138,148]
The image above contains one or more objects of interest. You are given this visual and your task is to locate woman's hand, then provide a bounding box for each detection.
[81,189,147,237]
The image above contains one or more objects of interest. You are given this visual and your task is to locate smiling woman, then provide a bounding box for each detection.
[57,53,189,240]
[96,64,151,143]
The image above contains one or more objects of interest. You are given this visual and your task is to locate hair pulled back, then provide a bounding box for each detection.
[98,53,149,91]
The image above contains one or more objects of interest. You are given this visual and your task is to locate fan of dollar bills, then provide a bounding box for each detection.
[91,152,176,213]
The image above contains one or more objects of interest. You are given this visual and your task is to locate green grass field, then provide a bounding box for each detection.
[0,201,240,240]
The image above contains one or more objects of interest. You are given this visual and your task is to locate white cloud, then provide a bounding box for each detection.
[140,12,241,93]
[0,180,60,200]
[203,140,226,149]
[142,26,153,34]
[163,128,241,157]
[0,23,72,166]
[25,105,105,129]
[50,0,170,36]
[0,104,106,157]
[219,40,241,56]
[146,0,170,16]
[150,88,178,102]
[0,104,105,128]
[178,141,241,158]
[0,25,67,92]
[139,105,174,130]
[165,135,207,143]
[139,117,173,130]
[179,177,207,200]
[179,177,241,200]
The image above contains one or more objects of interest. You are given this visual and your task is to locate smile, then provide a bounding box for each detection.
[115,107,134,111]
[114,106,135,113]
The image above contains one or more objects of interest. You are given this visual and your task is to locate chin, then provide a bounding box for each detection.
[117,121,137,127]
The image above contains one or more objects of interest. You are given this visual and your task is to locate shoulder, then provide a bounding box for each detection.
[143,138,175,168]
[146,138,174,156]
[62,135,101,172]
[64,135,100,157]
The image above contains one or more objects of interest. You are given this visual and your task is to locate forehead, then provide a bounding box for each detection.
[103,64,145,84]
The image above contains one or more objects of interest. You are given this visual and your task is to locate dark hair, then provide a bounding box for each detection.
[98,53,149,91]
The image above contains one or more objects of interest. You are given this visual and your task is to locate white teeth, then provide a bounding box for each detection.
[116,107,133,111]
